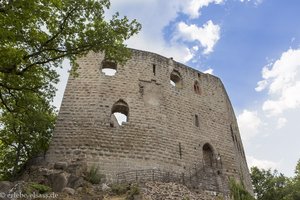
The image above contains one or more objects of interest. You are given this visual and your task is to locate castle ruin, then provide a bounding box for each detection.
[46,49,253,195]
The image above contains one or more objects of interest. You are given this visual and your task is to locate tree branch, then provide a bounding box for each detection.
[22,6,78,61]
[19,44,91,74]
[0,90,13,112]
[0,81,40,93]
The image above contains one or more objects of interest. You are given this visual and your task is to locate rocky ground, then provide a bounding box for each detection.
[0,161,228,200]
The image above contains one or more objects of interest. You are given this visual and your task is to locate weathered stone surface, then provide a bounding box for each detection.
[26,154,46,167]
[66,162,87,177]
[46,49,253,195]
[67,175,84,189]
[54,162,68,170]
[0,181,12,193]
[63,187,75,195]
[101,183,110,191]
[142,182,224,200]
[48,173,68,192]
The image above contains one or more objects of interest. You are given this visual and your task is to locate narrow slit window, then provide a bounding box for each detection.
[179,142,182,159]
[230,125,235,142]
[195,114,199,127]
[194,81,201,95]
[153,64,156,76]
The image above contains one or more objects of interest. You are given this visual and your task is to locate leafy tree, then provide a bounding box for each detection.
[250,161,300,200]
[0,91,56,180]
[229,178,254,200]
[282,160,300,200]
[0,0,141,95]
[251,167,288,200]
[0,0,141,179]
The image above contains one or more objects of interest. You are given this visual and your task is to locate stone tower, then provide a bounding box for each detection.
[46,49,253,195]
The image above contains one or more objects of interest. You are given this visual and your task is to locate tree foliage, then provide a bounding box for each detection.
[250,160,300,200]
[0,92,56,180]
[283,160,300,200]
[0,0,141,93]
[0,0,141,180]
[229,178,254,200]
[251,167,288,200]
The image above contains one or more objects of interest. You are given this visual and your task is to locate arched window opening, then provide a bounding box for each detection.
[195,114,199,127]
[101,60,117,76]
[110,99,129,127]
[203,143,214,167]
[112,112,127,125]
[198,73,201,79]
[194,81,201,94]
[170,70,183,89]
[170,80,176,86]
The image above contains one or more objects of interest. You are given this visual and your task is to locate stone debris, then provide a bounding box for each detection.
[54,162,68,170]
[142,181,226,200]
[48,172,68,192]
[63,187,76,195]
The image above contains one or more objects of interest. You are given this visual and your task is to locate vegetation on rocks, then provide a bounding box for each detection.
[28,182,52,194]
[85,164,104,184]
[229,178,254,200]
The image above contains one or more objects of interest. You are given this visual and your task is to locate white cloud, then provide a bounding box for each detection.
[183,48,195,62]
[182,0,224,19]
[254,0,263,5]
[247,156,278,170]
[237,109,263,141]
[54,1,224,109]
[110,0,225,20]
[108,0,206,63]
[240,0,263,5]
[108,1,222,61]
[276,117,287,129]
[192,45,199,51]
[126,33,194,63]
[256,48,300,116]
[255,80,268,91]
[240,48,300,177]
[203,68,214,74]
[53,59,71,109]
[176,20,220,54]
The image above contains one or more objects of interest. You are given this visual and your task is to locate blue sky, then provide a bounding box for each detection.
[54,0,300,177]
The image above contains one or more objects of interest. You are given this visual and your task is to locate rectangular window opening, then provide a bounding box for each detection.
[195,114,199,127]
[152,64,156,76]
[179,142,182,159]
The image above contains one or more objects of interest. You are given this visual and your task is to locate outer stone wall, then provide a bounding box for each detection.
[46,49,253,195]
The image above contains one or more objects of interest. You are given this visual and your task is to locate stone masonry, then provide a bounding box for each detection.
[46,48,253,195]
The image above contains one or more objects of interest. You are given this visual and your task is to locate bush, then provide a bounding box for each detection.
[126,183,140,200]
[110,182,140,199]
[29,183,52,194]
[230,178,254,200]
[111,183,129,195]
[85,165,104,184]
